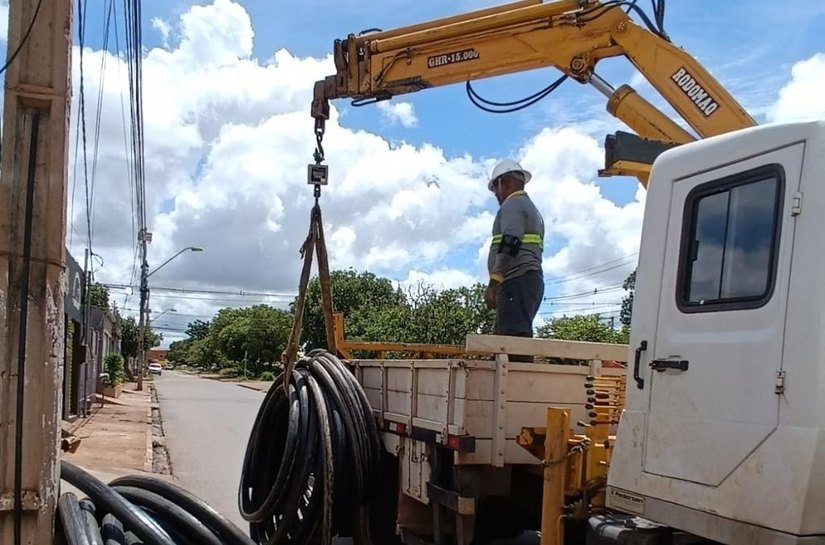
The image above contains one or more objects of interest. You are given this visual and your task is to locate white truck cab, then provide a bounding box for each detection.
[607,120,825,544]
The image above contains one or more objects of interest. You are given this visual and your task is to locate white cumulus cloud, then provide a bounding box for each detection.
[377,100,419,127]
[67,0,758,341]
[151,17,172,47]
[767,53,825,123]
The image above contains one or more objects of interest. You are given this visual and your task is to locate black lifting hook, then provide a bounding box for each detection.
[308,117,329,199]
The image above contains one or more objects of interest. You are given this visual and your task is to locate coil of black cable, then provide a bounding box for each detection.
[238,348,387,545]
[58,460,255,545]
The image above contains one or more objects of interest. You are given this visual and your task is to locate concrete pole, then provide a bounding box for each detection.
[0,0,73,542]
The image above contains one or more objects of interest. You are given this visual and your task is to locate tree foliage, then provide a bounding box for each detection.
[118,315,162,358]
[536,314,629,344]
[357,283,494,345]
[295,269,406,350]
[185,319,211,341]
[104,352,126,385]
[163,265,645,373]
[167,269,498,372]
[168,305,292,376]
[620,269,637,328]
[89,282,110,308]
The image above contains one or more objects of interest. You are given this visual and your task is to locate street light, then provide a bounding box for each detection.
[150,308,177,323]
[147,246,204,278]
[137,246,203,390]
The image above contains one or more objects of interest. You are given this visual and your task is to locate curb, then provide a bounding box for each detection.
[237,383,270,393]
[143,383,154,474]
[196,372,273,393]
[144,402,153,474]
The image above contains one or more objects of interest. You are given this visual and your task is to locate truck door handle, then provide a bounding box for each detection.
[650,358,689,372]
[633,340,647,389]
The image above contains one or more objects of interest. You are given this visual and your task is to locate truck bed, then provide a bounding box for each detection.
[352,351,625,466]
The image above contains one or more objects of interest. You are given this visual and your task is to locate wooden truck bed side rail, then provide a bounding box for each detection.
[334,313,489,359]
[464,333,630,362]
[335,312,631,364]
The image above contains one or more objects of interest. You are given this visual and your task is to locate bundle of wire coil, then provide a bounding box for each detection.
[58,460,254,545]
[237,349,386,545]
[55,349,386,545]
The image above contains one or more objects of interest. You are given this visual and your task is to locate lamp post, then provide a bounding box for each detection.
[137,246,203,390]
[147,246,204,278]
[150,308,177,323]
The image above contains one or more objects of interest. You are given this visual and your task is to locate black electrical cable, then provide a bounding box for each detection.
[59,461,256,545]
[60,461,175,545]
[238,349,385,545]
[578,0,669,41]
[107,475,254,545]
[13,111,40,545]
[466,74,568,113]
[464,0,667,114]
[58,493,93,545]
[79,504,105,545]
[111,486,225,545]
[0,0,45,76]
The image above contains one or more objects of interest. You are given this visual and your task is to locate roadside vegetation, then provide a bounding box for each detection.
[161,268,635,379]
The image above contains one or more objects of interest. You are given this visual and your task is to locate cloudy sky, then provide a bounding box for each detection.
[3,0,823,345]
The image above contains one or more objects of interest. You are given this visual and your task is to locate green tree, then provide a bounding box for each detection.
[185,319,211,341]
[167,339,190,364]
[620,269,637,328]
[166,320,212,366]
[402,283,495,344]
[89,282,110,308]
[118,315,162,358]
[294,269,405,350]
[120,316,140,359]
[349,281,494,350]
[183,337,225,369]
[537,314,628,344]
[215,305,292,375]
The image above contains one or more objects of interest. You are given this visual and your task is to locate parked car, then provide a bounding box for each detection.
[147,363,163,376]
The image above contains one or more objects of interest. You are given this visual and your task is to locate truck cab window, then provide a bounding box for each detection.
[678,165,784,312]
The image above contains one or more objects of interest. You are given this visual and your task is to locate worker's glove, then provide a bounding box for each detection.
[484,282,499,310]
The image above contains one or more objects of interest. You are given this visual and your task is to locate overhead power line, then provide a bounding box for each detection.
[544,252,638,286]
[543,284,624,302]
[103,283,297,298]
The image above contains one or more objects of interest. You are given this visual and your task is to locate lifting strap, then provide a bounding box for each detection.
[281,116,336,391]
[281,200,336,392]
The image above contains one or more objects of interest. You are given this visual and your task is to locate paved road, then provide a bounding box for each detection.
[155,371,537,545]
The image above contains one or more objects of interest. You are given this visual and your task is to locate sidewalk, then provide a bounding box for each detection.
[62,381,156,476]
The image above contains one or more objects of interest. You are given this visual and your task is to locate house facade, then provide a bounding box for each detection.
[62,248,124,420]
[89,306,121,385]
[62,250,89,419]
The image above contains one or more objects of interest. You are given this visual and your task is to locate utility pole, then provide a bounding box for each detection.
[0,1,73,544]
[135,245,200,390]
[136,229,149,391]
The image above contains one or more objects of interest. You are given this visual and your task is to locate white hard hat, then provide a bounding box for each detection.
[488,159,531,191]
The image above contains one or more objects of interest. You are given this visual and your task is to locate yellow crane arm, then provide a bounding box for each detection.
[310,0,756,185]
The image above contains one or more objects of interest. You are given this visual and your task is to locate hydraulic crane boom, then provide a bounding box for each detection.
[310,0,756,185]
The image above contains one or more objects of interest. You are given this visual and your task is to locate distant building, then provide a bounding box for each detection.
[148,348,169,362]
